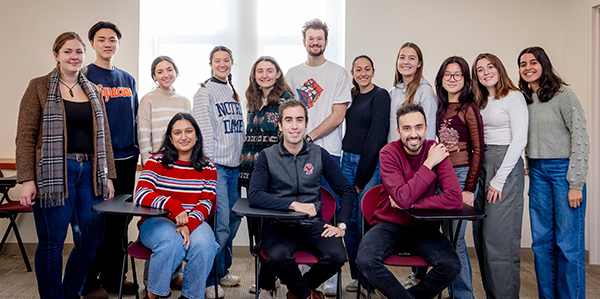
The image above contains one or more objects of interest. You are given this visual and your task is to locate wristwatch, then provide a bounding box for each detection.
[305,135,313,142]
[337,222,347,231]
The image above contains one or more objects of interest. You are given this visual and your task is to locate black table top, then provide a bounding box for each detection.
[92,194,168,217]
[407,203,486,221]
[0,176,17,187]
[232,197,308,219]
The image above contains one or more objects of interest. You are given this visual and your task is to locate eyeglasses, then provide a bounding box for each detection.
[443,73,463,81]
[306,36,325,42]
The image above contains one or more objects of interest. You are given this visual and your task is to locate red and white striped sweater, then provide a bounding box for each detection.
[135,153,217,232]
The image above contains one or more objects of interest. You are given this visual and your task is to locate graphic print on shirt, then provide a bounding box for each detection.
[304,163,314,175]
[296,79,323,108]
[96,84,134,103]
[216,101,244,134]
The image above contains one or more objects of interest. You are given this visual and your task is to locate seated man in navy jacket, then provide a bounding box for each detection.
[249,99,354,299]
[357,104,462,299]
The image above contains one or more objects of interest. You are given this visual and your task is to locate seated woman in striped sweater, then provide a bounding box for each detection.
[135,113,219,299]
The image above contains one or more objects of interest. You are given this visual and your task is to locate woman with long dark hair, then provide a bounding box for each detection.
[518,46,589,298]
[135,113,219,299]
[471,53,528,298]
[16,31,116,298]
[435,56,484,299]
[341,55,390,293]
[388,42,437,143]
[192,46,244,295]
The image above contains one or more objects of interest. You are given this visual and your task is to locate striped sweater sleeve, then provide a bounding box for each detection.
[186,162,217,232]
[193,87,216,160]
[134,156,186,217]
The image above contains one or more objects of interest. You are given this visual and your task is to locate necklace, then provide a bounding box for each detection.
[59,80,78,97]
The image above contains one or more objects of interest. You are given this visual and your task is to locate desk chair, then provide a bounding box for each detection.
[0,173,32,272]
[126,199,219,299]
[251,187,342,299]
[357,185,439,299]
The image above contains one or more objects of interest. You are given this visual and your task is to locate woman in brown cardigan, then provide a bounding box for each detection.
[15,32,116,299]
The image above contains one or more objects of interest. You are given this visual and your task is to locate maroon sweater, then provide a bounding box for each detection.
[372,140,462,226]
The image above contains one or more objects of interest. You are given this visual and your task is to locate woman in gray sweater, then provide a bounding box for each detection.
[518,46,589,299]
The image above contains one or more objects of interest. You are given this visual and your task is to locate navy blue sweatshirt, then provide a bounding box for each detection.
[249,140,354,225]
[86,63,139,159]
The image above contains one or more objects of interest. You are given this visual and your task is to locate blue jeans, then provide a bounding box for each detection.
[443,166,475,299]
[207,164,241,286]
[32,159,105,299]
[357,222,461,299]
[341,151,381,279]
[529,158,586,299]
[140,217,218,299]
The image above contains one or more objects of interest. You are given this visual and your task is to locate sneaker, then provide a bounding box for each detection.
[104,280,139,295]
[220,273,241,287]
[402,273,418,289]
[345,279,358,292]
[323,273,337,296]
[205,285,225,299]
[83,286,108,299]
[359,287,382,299]
[171,275,184,290]
[258,289,276,299]
[249,278,281,294]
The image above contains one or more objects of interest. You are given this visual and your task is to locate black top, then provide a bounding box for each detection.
[341,85,391,189]
[63,99,93,154]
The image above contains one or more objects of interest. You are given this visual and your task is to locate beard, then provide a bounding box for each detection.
[307,46,325,57]
[402,137,424,154]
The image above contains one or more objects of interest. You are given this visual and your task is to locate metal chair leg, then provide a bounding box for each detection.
[130,255,140,299]
[10,216,32,271]
[118,247,127,299]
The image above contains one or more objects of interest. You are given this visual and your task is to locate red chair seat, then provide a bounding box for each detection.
[0,201,32,213]
[127,240,152,260]
[384,254,429,267]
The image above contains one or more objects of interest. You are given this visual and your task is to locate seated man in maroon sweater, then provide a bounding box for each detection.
[356,103,462,299]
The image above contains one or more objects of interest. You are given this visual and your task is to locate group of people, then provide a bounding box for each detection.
[15,17,589,299]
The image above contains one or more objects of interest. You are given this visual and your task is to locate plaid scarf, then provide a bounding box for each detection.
[37,68,109,207]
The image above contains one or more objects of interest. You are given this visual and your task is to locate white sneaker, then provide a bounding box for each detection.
[346,279,359,292]
[220,273,241,287]
[323,273,337,296]
[249,278,281,294]
[205,285,225,299]
[402,273,418,289]
[359,286,382,299]
[258,289,276,299]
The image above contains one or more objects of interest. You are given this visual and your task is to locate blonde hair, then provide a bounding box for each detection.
[393,42,424,104]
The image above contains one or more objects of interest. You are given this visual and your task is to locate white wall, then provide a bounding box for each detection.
[1,0,598,262]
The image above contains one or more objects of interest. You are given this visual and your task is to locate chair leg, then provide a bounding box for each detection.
[254,255,259,299]
[336,269,342,299]
[356,273,361,299]
[214,258,219,299]
[10,216,32,272]
[131,255,140,299]
[0,216,12,251]
[118,247,128,299]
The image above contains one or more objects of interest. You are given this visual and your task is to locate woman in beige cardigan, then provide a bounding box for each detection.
[15,31,116,299]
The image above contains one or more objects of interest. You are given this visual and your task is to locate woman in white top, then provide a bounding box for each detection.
[388,42,437,142]
[471,53,528,299]
[138,56,191,165]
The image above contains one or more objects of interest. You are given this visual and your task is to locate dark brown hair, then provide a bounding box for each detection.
[245,56,292,111]
[351,55,374,98]
[88,21,122,41]
[517,46,566,104]
[302,19,329,40]
[205,46,239,102]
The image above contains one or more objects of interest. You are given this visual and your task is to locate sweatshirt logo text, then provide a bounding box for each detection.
[97,84,133,102]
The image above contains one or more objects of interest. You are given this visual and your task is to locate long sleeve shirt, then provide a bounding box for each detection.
[134,153,217,232]
[342,85,390,190]
[373,140,462,226]
[437,102,485,193]
[388,77,438,142]
[248,141,354,225]
[192,77,244,167]
[138,88,191,164]
[526,86,589,190]
[480,90,528,191]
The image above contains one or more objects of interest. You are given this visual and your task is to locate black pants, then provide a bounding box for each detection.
[357,222,461,299]
[261,220,347,299]
[84,155,138,292]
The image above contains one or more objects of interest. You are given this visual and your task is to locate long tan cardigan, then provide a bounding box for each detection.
[15,72,117,198]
